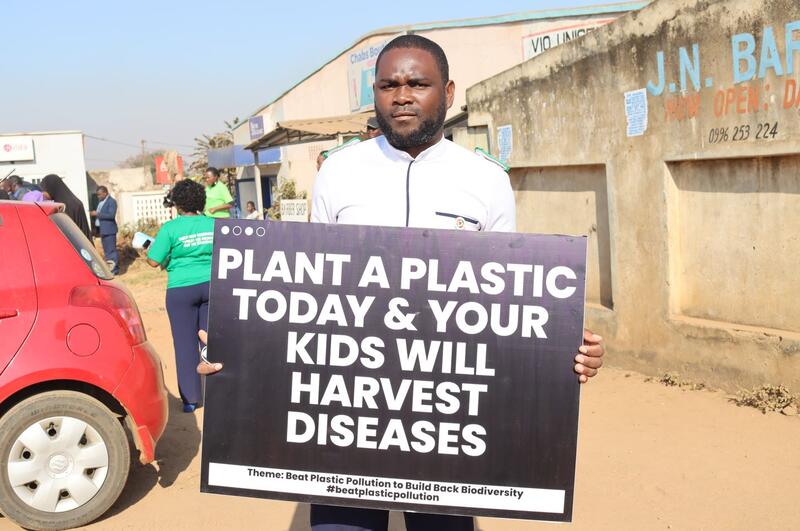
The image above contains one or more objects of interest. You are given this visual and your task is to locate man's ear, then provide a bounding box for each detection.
[445,80,456,109]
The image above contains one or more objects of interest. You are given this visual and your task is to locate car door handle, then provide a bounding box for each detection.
[0,309,19,319]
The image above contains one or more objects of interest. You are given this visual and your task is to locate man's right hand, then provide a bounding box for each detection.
[197,330,224,375]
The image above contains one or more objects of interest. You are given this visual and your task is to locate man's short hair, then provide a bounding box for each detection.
[96,185,108,194]
[206,167,220,178]
[8,175,22,186]
[375,34,449,83]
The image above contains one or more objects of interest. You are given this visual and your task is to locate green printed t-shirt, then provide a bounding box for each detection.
[147,215,214,288]
[204,181,233,218]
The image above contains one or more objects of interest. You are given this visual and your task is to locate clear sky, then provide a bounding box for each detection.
[3,0,617,169]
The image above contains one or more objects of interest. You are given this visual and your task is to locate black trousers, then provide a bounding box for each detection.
[165,281,209,405]
[310,504,473,531]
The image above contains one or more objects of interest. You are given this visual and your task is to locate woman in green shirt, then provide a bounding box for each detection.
[147,179,215,413]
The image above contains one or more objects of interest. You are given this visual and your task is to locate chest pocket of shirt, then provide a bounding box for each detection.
[434,211,482,231]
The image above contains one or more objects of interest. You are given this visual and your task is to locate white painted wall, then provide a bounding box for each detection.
[0,131,90,218]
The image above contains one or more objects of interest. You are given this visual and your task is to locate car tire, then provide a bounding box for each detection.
[0,391,131,530]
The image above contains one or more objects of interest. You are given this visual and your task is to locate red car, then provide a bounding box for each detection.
[0,200,168,530]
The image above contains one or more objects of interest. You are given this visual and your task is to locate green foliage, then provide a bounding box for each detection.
[118,218,162,245]
[189,118,239,178]
[117,218,163,269]
[118,149,166,176]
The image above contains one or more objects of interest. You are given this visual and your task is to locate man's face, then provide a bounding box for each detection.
[205,171,218,186]
[373,47,454,154]
[96,188,108,200]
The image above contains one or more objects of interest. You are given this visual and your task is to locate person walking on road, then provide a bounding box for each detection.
[90,186,119,275]
[147,179,214,413]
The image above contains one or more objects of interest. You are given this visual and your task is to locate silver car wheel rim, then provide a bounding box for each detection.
[7,416,109,513]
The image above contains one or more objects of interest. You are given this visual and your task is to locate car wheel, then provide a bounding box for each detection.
[0,391,130,530]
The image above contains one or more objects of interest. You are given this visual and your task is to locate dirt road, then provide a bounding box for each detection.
[2,260,797,531]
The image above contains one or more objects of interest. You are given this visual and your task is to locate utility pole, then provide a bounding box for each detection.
[141,140,146,182]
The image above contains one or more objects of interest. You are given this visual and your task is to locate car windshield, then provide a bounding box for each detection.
[50,213,115,280]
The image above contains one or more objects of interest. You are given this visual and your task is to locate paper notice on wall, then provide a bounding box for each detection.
[497,125,513,164]
[624,89,648,137]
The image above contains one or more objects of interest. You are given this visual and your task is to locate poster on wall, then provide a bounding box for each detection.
[0,136,35,163]
[497,125,513,164]
[348,40,391,112]
[201,221,587,522]
[249,116,265,140]
[154,154,184,184]
[624,88,648,137]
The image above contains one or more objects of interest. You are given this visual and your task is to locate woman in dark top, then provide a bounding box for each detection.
[40,174,92,240]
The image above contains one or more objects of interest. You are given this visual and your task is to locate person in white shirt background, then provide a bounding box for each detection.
[200,34,605,531]
[245,200,260,220]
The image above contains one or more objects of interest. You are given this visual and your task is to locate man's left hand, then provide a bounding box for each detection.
[575,329,604,383]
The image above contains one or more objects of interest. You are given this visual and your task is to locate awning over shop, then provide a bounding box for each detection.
[207,145,281,168]
[245,111,372,151]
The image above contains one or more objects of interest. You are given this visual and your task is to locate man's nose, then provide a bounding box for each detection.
[393,85,414,105]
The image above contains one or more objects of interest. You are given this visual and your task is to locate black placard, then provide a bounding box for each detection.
[201,220,586,522]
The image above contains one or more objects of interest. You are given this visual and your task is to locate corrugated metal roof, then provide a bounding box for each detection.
[246,111,372,150]
[235,1,650,131]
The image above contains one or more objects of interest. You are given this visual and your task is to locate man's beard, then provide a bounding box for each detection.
[376,97,447,150]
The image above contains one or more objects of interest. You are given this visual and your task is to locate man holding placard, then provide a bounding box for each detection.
[200,35,604,531]
[309,33,603,531]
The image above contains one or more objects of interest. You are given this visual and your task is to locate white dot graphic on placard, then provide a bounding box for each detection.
[245,227,254,236]
[256,227,266,237]
[220,226,230,235]
[232,226,242,236]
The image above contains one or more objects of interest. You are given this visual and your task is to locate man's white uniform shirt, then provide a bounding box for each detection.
[311,136,516,232]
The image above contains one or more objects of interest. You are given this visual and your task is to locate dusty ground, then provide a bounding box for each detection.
[3,259,798,531]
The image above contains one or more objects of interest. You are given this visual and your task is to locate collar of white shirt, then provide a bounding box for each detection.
[376,135,448,163]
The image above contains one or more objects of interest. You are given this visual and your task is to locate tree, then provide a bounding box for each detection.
[118,149,165,176]
[189,118,240,178]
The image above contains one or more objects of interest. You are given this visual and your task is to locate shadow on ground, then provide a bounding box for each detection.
[116,245,139,275]
[286,505,481,531]
[95,393,201,521]
[287,504,406,531]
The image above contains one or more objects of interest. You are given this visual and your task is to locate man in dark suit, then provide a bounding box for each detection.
[91,186,119,275]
